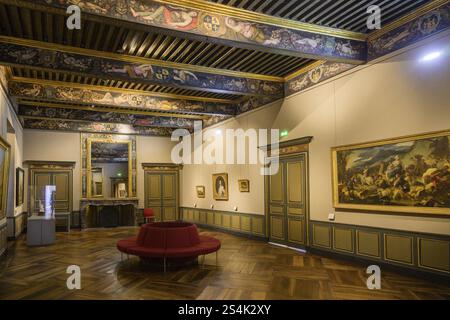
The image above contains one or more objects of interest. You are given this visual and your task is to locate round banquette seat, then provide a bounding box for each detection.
[116,222,221,261]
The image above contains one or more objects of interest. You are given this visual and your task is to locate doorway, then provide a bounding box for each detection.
[267,153,309,249]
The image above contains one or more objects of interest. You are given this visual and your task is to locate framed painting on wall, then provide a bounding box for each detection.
[238,179,250,192]
[16,167,24,206]
[0,136,11,220]
[331,130,450,216]
[196,186,205,198]
[212,173,228,201]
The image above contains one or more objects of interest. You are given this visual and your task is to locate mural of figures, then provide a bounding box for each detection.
[332,131,450,215]
[19,105,195,128]
[22,118,175,136]
[286,62,355,95]
[0,42,283,97]
[368,5,449,60]
[9,82,237,116]
[203,115,233,128]
[237,95,280,114]
[36,0,366,61]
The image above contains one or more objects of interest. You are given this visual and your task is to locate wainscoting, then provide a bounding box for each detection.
[180,207,265,239]
[6,212,27,239]
[309,221,450,277]
[0,223,6,257]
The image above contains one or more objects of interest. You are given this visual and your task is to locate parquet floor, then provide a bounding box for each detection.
[0,227,449,300]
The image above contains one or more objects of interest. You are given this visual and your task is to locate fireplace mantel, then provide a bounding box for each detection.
[80,198,139,228]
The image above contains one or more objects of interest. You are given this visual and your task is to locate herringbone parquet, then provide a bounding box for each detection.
[0,227,448,300]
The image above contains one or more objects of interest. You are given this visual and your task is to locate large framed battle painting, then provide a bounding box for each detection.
[332,130,450,216]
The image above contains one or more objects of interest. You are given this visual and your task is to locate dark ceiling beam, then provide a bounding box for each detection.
[0,36,284,97]
[8,78,237,116]
[6,0,368,64]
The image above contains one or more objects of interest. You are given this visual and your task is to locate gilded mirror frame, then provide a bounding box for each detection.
[86,138,133,199]
[0,136,10,220]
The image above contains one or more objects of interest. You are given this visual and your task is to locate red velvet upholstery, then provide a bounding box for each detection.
[116,222,221,260]
[143,208,155,217]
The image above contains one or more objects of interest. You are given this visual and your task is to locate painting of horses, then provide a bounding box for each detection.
[332,130,450,216]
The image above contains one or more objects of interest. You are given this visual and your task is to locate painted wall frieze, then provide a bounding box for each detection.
[23,118,176,137]
[368,3,450,60]
[285,61,355,96]
[26,0,366,63]
[0,40,284,97]
[18,105,195,128]
[9,81,237,116]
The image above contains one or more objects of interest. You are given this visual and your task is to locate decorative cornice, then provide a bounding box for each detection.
[23,160,76,169]
[17,100,208,119]
[368,0,449,40]
[156,0,367,41]
[142,163,183,170]
[284,61,327,81]
[10,77,235,104]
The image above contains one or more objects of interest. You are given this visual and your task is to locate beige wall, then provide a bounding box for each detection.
[181,34,450,235]
[23,132,177,210]
[181,101,282,214]
[274,34,450,235]
[137,135,178,208]
[23,130,81,210]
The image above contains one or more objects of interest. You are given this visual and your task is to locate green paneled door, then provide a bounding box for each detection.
[145,171,179,221]
[32,171,72,214]
[268,154,307,249]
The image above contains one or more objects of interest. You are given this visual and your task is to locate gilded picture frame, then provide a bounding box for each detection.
[15,167,24,206]
[331,130,450,216]
[212,173,228,201]
[0,136,11,220]
[196,186,205,198]
[238,179,250,192]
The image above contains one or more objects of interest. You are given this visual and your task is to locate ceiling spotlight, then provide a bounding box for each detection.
[215,129,222,136]
[420,51,442,62]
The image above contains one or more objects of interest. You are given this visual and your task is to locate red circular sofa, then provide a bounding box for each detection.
[117,222,220,271]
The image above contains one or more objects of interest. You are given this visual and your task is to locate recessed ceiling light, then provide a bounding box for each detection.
[420,51,442,62]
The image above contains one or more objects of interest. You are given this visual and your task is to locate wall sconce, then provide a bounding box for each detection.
[210,204,214,209]
[234,206,238,211]
[193,203,197,208]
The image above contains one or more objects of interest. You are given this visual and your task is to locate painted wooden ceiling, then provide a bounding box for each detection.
[0,0,438,136]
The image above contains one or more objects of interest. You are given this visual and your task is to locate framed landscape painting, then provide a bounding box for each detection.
[332,130,450,216]
[0,136,10,220]
[16,167,24,206]
[212,173,228,201]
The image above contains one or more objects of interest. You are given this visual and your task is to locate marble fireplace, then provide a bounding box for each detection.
[80,198,139,229]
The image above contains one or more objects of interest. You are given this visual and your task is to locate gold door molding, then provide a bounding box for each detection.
[25,161,75,215]
[143,163,181,222]
[264,137,311,249]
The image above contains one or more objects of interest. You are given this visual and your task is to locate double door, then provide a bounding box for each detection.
[30,170,72,214]
[145,171,179,221]
[268,154,308,249]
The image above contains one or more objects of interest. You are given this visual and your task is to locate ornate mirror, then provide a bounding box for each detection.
[86,139,132,199]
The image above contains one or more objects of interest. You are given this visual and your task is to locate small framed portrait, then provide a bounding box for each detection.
[196,185,205,198]
[16,167,24,206]
[238,179,250,192]
[212,173,228,201]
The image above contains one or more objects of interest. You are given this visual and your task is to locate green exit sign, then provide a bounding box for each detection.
[280,130,288,137]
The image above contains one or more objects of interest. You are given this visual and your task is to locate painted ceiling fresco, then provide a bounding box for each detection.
[0,0,446,136]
